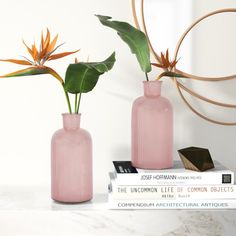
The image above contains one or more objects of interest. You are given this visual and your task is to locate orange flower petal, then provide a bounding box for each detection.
[22,40,34,58]
[151,63,166,68]
[170,60,178,68]
[40,29,51,59]
[44,28,51,50]
[45,28,50,44]
[166,49,169,64]
[161,52,166,66]
[41,30,44,50]
[48,50,79,61]
[0,59,32,65]
[48,34,58,52]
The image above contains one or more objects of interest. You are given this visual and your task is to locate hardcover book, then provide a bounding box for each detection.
[108,195,236,209]
[112,160,234,185]
[108,182,236,200]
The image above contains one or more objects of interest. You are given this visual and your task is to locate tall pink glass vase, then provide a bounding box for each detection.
[51,113,93,203]
[131,81,173,169]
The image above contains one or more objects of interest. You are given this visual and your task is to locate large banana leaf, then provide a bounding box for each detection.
[96,15,151,73]
[64,52,116,94]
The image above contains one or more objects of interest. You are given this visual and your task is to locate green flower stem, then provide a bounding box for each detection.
[76,92,82,114]
[63,87,72,114]
[145,72,149,81]
[48,69,72,114]
[74,93,78,113]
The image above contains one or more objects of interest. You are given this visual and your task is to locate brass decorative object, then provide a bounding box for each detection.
[132,0,236,125]
[178,147,215,172]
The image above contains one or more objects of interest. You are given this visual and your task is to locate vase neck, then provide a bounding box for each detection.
[143,81,162,97]
[62,113,81,130]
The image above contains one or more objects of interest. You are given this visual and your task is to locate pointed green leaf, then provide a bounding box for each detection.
[96,15,151,73]
[64,52,116,94]
[65,64,100,94]
[85,52,116,73]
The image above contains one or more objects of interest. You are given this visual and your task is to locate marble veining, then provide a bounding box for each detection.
[164,212,223,236]
[221,211,236,227]
[0,186,236,236]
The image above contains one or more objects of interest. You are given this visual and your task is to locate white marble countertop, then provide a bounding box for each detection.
[0,186,235,236]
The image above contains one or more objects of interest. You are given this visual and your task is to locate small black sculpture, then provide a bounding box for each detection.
[178,146,215,172]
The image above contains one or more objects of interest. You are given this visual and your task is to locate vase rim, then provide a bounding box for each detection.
[62,113,81,117]
[143,80,162,84]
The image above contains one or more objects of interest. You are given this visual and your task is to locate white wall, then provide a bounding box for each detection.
[0,0,235,193]
[0,0,137,191]
[138,0,236,179]
[189,0,236,172]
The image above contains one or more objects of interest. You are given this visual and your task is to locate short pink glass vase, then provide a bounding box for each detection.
[51,113,93,203]
[131,81,173,169]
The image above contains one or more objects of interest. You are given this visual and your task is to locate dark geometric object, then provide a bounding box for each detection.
[178,146,215,172]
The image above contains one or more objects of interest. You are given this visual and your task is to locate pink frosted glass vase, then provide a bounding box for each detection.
[51,113,93,203]
[131,81,173,169]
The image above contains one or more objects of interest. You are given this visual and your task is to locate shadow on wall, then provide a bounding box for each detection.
[111,146,130,162]
[189,0,236,171]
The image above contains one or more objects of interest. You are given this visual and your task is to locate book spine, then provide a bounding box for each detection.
[108,197,236,209]
[109,184,236,200]
[115,171,234,185]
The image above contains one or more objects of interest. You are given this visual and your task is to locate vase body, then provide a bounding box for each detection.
[131,81,173,169]
[51,114,92,203]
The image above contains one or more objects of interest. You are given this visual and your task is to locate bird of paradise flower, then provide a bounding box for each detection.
[0,29,79,113]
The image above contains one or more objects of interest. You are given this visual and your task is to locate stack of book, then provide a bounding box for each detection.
[108,160,236,209]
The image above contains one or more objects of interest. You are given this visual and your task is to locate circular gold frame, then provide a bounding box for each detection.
[132,0,236,125]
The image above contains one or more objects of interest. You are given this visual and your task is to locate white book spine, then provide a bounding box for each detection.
[109,184,236,200]
[115,171,234,185]
[108,197,236,209]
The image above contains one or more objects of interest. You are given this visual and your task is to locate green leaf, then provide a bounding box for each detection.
[83,51,116,73]
[64,52,116,94]
[96,15,151,73]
